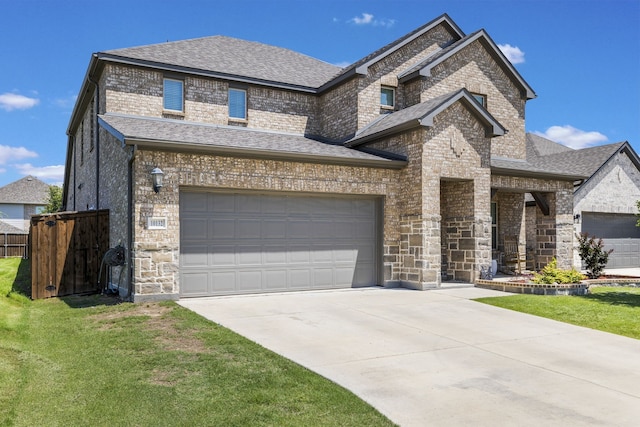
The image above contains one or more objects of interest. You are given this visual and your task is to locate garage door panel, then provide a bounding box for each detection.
[237,195,262,214]
[265,271,287,290]
[181,272,209,296]
[181,191,379,296]
[263,220,286,238]
[237,219,261,239]
[181,192,208,212]
[182,245,208,267]
[210,246,235,266]
[182,218,208,240]
[238,246,262,265]
[289,269,311,288]
[263,246,287,264]
[313,268,334,287]
[288,246,311,263]
[583,213,640,268]
[210,193,235,213]
[289,220,311,238]
[262,196,287,214]
[211,271,237,293]
[210,219,235,239]
[333,221,353,239]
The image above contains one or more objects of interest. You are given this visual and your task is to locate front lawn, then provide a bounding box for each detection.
[0,258,394,426]
[476,286,640,339]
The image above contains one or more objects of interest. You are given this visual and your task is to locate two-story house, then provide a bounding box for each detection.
[63,14,585,302]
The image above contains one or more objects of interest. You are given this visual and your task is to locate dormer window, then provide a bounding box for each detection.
[163,78,184,112]
[229,88,247,120]
[380,86,395,109]
[472,93,486,108]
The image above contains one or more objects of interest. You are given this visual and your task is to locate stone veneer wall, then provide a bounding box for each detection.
[131,149,403,299]
[573,152,640,266]
[491,175,574,270]
[103,64,320,136]
[419,39,527,160]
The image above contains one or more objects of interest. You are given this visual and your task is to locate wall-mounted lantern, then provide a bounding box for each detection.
[151,167,164,193]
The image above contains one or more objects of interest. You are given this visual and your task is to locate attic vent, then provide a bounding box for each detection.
[147,217,167,230]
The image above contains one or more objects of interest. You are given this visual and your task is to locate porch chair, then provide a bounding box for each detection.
[503,235,526,274]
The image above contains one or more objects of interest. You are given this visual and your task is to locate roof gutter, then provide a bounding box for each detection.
[491,166,587,182]
[124,137,408,170]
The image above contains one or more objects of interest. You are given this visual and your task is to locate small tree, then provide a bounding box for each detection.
[576,232,613,279]
[42,185,63,213]
[636,200,640,227]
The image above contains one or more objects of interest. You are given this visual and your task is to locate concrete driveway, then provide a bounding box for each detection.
[179,287,640,426]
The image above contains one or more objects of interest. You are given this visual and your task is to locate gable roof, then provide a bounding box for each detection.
[98,113,407,169]
[320,14,464,92]
[0,176,50,205]
[398,29,536,99]
[0,220,28,234]
[345,89,505,147]
[526,133,573,158]
[525,133,637,179]
[100,36,342,91]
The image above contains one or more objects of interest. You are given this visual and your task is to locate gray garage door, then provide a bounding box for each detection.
[180,191,380,297]
[582,212,640,268]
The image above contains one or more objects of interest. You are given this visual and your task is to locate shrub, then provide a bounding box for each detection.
[532,258,585,284]
[576,233,613,279]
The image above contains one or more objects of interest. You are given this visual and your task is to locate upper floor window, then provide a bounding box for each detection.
[229,88,247,120]
[380,87,395,108]
[472,93,486,108]
[163,78,184,112]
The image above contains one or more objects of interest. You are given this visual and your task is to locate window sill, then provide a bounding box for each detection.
[228,117,248,126]
[162,110,185,118]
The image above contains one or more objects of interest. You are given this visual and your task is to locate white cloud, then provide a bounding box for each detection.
[15,163,65,182]
[353,13,374,25]
[0,145,38,164]
[0,92,40,111]
[498,44,525,64]
[534,125,608,149]
[349,13,395,27]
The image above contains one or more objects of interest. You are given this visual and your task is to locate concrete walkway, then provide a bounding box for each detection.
[179,287,640,426]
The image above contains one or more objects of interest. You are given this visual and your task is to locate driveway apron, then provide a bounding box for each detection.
[179,287,640,426]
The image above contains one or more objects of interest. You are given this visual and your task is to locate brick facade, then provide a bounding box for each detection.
[64,16,576,300]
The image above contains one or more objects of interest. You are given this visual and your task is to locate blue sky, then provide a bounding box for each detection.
[1,0,638,187]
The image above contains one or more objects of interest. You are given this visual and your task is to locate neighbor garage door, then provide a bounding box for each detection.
[582,212,640,268]
[180,191,380,296]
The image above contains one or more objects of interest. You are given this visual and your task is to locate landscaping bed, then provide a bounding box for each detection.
[476,275,640,295]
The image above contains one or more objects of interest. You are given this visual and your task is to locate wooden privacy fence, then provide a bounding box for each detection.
[31,210,109,299]
[0,233,28,258]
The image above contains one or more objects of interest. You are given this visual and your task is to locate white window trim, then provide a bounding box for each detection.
[228,88,247,120]
[163,78,184,113]
[381,86,395,109]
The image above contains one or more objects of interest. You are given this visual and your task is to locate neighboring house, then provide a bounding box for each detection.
[63,14,585,302]
[0,176,49,232]
[525,134,640,268]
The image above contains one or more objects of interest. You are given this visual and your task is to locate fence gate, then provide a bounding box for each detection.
[30,210,109,299]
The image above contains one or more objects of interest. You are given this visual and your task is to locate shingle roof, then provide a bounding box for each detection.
[0,176,49,205]
[346,89,505,147]
[98,114,406,168]
[526,133,573,158]
[525,133,627,178]
[102,36,342,90]
[490,157,586,180]
[398,29,536,99]
[0,220,28,234]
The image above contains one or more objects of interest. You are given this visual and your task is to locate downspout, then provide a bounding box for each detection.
[88,74,102,292]
[88,75,100,209]
[126,145,137,301]
[71,135,76,210]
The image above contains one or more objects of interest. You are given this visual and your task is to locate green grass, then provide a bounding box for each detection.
[476,286,640,339]
[0,258,394,427]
